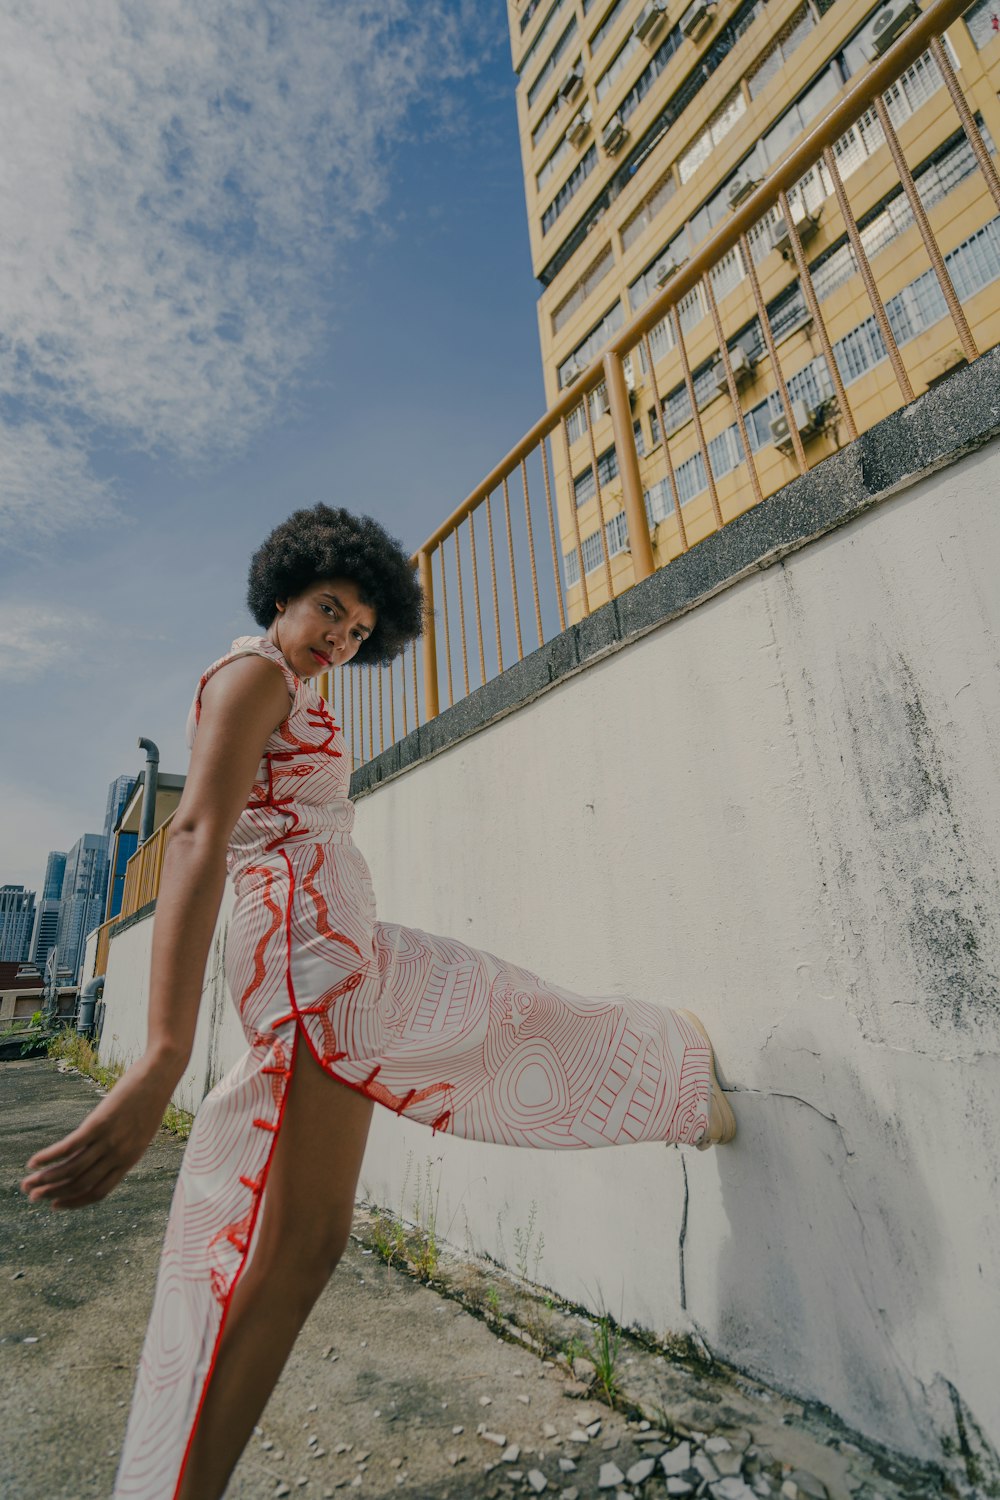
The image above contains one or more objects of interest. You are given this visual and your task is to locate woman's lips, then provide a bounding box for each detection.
[310,649,331,666]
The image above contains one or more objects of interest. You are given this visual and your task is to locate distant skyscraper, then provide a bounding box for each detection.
[0,885,37,964]
[30,852,67,971]
[42,851,67,901]
[56,835,108,983]
[103,773,138,923]
[104,775,136,845]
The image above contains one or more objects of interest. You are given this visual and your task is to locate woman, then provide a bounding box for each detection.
[23,504,735,1500]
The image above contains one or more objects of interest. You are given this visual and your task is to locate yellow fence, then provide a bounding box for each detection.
[318,0,999,768]
[92,814,178,975]
[120,814,175,918]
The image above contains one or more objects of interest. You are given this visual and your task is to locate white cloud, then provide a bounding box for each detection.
[0,602,113,681]
[0,0,495,539]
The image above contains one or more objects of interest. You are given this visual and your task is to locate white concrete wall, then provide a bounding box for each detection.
[100,883,247,1115]
[99,441,1000,1478]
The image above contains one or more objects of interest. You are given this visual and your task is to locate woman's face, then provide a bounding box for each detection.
[268,576,377,678]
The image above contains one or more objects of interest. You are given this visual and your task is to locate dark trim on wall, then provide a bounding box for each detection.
[110,901,157,939]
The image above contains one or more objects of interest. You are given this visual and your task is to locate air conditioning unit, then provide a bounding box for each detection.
[634,1,669,46]
[562,359,584,386]
[680,0,716,41]
[712,344,755,395]
[654,253,683,286]
[593,387,612,416]
[602,114,629,154]
[769,400,820,452]
[558,66,585,103]
[566,107,592,147]
[868,0,920,57]
[727,172,759,209]
[770,204,821,257]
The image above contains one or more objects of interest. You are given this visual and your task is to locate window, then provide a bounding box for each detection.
[616,23,684,125]
[520,0,546,33]
[678,88,747,185]
[747,6,815,100]
[537,132,575,193]
[761,66,841,169]
[532,91,565,148]
[566,384,639,442]
[558,299,624,388]
[964,0,1000,48]
[553,246,615,334]
[542,144,598,236]
[527,17,580,108]
[574,444,620,506]
[710,245,747,301]
[590,0,628,55]
[627,233,687,311]
[768,282,810,342]
[564,510,631,586]
[520,0,572,78]
[596,31,643,101]
[621,170,677,253]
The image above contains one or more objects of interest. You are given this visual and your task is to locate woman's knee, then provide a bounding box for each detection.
[252,1210,351,1293]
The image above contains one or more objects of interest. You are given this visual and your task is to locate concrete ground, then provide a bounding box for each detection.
[1,1060,950,1500]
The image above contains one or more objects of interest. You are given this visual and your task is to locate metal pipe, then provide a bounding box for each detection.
[603,351,655,583]
[77,975,105,1038]
[137,738,159,846]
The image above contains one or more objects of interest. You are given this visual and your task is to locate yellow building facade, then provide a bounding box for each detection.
[507,0,1000,615]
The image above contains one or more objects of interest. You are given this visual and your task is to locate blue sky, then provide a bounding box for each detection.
[0,2,544,897]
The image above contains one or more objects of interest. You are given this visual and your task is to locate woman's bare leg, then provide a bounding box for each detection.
[176,1043,373,1500]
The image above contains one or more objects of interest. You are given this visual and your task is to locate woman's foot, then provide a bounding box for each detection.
[679,1010,736,1149]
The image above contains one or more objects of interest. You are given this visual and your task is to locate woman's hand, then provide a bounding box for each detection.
[20,1053,179,1210]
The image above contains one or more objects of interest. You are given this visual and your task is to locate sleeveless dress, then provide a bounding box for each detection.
[114,635,712,1499]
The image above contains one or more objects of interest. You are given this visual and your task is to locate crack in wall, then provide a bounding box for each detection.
[678,1153,689,1312]
[727,1084,855,1153]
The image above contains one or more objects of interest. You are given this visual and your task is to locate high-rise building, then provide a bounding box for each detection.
[30,850,67,972]
[56,834,108,983]
[102,774,137,922]
[42,850,67,901]
[508,0,1000,615]
[0,885,37,964]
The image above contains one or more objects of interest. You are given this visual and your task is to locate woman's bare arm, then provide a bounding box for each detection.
[21,655,292,1209]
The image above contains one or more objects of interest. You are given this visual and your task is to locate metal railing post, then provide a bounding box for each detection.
[418,548,440,721]
[603,351,655,583]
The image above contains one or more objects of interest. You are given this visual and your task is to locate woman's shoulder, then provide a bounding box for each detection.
[185,636,301,747]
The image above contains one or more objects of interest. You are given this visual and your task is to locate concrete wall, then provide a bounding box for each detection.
[98,436,1000,1483]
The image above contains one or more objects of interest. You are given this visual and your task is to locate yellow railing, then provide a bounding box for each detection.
[318,0,999,768]
[118,814,176,924]
[93,916,114,979]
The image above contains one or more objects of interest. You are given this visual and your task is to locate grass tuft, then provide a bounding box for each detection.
[46,1031,194,1140]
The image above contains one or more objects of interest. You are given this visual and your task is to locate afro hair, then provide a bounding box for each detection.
[246,504,424,667]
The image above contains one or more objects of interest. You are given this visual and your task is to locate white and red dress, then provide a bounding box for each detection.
[114,635,712,1498]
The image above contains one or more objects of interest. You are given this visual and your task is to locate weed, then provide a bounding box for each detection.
[591,1311,623,1404]
[410,1227,439,1280]
[370,1212,408,1268]
[46,1031,193,1139]
[47,1030,124,1092]
[161,1100,194,1140]
[485,1284,502,1322]
[564,1334,586,1367]
[512,1200,545,1285]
